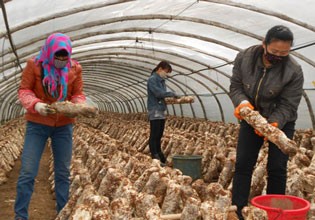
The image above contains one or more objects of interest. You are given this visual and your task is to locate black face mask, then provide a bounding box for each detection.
[264,51,288,65]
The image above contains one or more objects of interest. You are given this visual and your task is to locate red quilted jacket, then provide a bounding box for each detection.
[19,58,86,127]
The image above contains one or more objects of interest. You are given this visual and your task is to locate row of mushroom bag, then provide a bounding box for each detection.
[0,118,25,185]
[52,124,248,219]
[0,112,314,219]
[52,111,315,219]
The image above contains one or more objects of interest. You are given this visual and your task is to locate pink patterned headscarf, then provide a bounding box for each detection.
[35,33,72,101]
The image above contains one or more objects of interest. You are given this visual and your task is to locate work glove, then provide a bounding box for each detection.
[234,101,254,120]
[255,122,278,140]
[35,102,55,116]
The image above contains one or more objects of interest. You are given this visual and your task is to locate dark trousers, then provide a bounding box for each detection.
[149,119,166,162]
[232,120,294,216]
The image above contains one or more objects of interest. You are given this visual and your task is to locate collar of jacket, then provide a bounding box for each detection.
[153,71,165,81]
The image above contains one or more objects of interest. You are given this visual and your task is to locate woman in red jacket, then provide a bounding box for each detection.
[14,33,86,220]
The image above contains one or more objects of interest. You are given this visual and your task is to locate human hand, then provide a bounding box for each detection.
[171,92,180,99]
[234,101,254,120]
[269,122,278,128]
[35,102,55,116]
[254,129,264,138]
[255,122,278,140]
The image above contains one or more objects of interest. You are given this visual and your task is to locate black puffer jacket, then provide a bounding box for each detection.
[229,45,304,129]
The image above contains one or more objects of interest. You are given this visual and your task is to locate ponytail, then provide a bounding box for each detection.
[151,61,172,75]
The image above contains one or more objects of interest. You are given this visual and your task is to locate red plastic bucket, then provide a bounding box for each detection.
[251,194,310,220]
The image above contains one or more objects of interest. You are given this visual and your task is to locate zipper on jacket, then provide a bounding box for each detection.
[254,68,266,108]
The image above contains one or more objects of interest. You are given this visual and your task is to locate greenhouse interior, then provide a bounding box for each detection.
[0,0,314,219]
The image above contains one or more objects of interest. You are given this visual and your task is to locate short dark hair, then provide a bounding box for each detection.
[265,25,294,45]
[55,49,68,57]
[151,61,172,75]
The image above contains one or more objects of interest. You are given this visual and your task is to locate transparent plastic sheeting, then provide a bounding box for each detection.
[0,0,314,129]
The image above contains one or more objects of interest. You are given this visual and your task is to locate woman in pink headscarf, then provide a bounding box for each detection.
[14,33,86,220]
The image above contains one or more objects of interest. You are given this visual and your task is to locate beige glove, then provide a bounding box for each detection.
[35,102,55,116]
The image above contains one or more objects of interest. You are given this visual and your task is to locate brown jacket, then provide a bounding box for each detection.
[19,58,86,127]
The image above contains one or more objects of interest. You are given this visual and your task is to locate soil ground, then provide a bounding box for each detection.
[0,146,57,220]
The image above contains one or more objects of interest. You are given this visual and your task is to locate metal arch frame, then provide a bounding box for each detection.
[88,80,136,113]
[1,25,240,69]
[0,0,136,74]
[82,82,128,113]
[2,13,314,80]
[2,3,314,74]
[80,60,191,117]
[110,91,134,113]
[75,54,232,100]
[0,0,23,71]
[1,46,314,124]
[302,91,315,129]
[0,60,148,117]
[82,65,147,111]
[4,102,20,122]
[83,64,153,114]
[74,36,231,63]
[74,27,315,68]
[77,46,231,120]
[94,94,111,112]
[88,90,109,111]
[0,81,21,121]
[81,58,226,120]
[81,82,122,112]
[84,65,149,112]
[85,54,314,124]
[82,58,206,118]
[76,47,230,77]
[83,73,143,113]
[175,73,225,121]
[1,35,229,74]
[4,1,314,36]
[0,75,129,120]
[2,12,313,67]
[201,0,315,32]
[70,44,233,120]
[2,29,314,84]
[0,0,137,36]
[77,46,232,92]
[1,55,314,126]
[82,62,186,117]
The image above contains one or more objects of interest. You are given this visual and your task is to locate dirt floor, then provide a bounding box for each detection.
[0,146,57,220]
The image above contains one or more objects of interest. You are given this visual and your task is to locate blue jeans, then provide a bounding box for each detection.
[14,121,73,220]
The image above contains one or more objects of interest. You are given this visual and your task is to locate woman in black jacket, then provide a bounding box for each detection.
[229,25,304,219]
